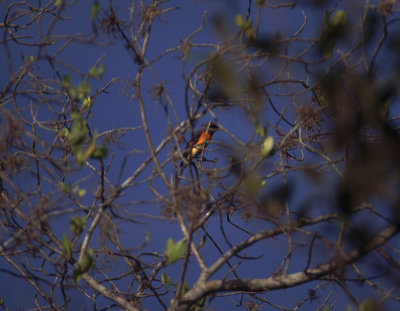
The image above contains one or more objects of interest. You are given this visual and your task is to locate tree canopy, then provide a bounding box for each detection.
[1,0,400,310]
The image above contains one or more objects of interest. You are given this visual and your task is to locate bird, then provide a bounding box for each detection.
[179,122,219,177]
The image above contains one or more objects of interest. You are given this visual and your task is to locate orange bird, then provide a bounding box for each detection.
[179,122,219,176]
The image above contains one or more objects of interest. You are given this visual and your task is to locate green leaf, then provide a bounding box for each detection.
[360,298,374,311]
[75,133,98,165]
[90,145,108,159]
[90,1,100,20]
[58,128,69,138]
[254,122,266,138]
[235,14,251,31]
[199,235,206,248]
[261,136,274,157]
[78,188,86,198]
[242,174,266,197]
[153,251,159,260]
[77,81,91,101]
[61,234,72,261]
[380,98,391,119]
[72,186,87,199]
[68,113,88,146]
[60,182,71,194]
[331,10,347,27]
[180,282,189,297]
[69,87,77,99]
[70,215,87,235]
[89,64,105,79]
[55,0,63,7]
[81,96,92,111]
[61,75,71,90]
[80,248,93,272]
[145,230,150,242]
[165,238,186,264]
[321,10,347,59]
[161,272,167,284]
[74,146,84,165]
[89,66,96,77]
[97,64,105,76]
[314,88,327,107]
[73,248,93,282]
[161,272,172,289]
[322,39,335,59]
[255,0,264,6]
[194,296,206,310]
[235,14,244,28]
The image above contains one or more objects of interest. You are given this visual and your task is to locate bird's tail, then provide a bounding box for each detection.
[175,162,186,186]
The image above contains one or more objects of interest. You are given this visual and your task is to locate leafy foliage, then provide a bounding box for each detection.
[1,1,400,311]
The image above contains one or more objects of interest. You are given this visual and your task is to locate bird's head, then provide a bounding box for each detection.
[201,122,219,133]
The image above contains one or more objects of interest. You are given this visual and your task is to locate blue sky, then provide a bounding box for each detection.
[1,0,399,310]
